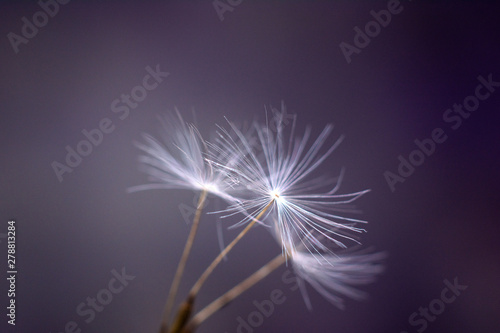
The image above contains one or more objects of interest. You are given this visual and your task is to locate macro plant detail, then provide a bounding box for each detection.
[129,104,385,333]
[210,106,370,257]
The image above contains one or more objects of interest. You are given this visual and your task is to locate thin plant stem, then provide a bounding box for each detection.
[190,199,274,297]
[159,189,208,333]
[169,199,275,333]
[184,253,286,332]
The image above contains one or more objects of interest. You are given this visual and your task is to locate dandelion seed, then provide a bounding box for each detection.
[210,103,369,256]
[128,109,236,203]
[291,249,386,310]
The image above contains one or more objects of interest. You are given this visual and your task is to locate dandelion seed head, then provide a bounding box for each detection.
[210,103,369,256]
[128,109,238,204]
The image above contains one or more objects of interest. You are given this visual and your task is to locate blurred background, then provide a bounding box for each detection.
[1,1,499,332]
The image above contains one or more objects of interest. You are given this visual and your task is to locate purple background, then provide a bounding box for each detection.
[1,1,499,332]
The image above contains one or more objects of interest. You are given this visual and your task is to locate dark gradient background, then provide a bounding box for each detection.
[1,1,499,332]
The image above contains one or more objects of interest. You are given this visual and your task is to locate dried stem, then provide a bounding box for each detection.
[184,253,286,332]
[169,199,275,333]
[159,189,208,333]
[189,199,274,298]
